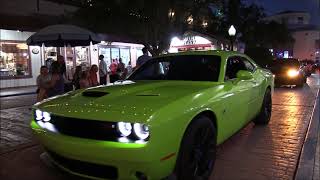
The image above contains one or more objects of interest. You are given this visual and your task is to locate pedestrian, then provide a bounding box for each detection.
[36,66,51,102]
[109,59,119,83]
[136,47,151,69]
[126,61,133,74]
[47,62,64,97]
[123,60,133,79]
[79,70,91,89]
[89,64,99,86]
[117,58,126,79]
[72,66,82,90]
[51,55,66,76]
[99,55,108,85]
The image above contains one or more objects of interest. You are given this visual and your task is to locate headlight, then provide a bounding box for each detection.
[287,69,299,77]
[35,109,51,122]
[117,122,132,137]
[43,112,51,122]
[34,109,56,132]
[35,110,43,120]
[133,123,150,140]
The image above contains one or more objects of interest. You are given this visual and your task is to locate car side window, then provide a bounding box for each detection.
[225,56,247,80]
[241,57,256,72]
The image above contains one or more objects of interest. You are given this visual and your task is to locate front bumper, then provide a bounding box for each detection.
[31,120,175,180]
[274,74,304,85]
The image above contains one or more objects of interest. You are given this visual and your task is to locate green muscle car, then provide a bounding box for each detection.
[31,50,274,180]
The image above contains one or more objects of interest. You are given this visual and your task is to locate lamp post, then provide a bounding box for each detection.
[228,25,236,51]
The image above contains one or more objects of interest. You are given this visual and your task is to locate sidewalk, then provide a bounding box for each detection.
[0,86,37,97]
[295,74,320,180]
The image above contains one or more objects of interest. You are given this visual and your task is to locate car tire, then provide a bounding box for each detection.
[254,88,272,125]
[173,116,217,180]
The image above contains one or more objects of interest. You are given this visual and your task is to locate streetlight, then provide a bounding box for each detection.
[228,25,236,51]
[168,9,175,19]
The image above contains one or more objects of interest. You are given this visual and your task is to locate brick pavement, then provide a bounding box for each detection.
[0,94,37,110]
[211,85,318,180]
[0,106,36,154]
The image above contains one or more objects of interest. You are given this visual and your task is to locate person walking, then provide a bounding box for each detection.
[136,47,151,69]
[99,55,108,85]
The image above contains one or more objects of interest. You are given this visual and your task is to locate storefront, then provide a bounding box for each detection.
[0,29,144,88]
[168,31,244,53]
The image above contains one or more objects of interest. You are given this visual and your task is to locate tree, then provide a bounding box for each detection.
[221,1,294,50]
[72,0,223,56]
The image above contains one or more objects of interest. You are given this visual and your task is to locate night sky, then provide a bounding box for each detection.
[245,0,320,25]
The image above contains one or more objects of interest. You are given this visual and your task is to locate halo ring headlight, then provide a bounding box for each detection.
[117,122,132,137]
[133,123,150,140]
[42,112,51,122]
[35,110,43,120]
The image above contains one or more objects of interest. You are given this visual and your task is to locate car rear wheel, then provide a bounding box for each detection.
[254,88,272,125]
[173,116,217,180]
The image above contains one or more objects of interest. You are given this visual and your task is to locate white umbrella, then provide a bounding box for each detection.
[27,24,101,47]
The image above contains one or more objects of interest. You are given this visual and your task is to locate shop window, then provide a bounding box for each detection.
[120,48,130,66]
[75,47,90,70]
[136,49,143,59]
[0,41,31,78]
[297,17,304,24]
[99,47,111,68]
[44,47,57,71]
[111,48,120,63]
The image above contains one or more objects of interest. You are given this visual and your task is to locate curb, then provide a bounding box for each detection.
[0,92,36,98]
[295,89,320,180]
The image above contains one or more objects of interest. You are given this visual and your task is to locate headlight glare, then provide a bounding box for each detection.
[287,69,299,77]
[133,123,150,140]
[117,122,132,137]
[43,112,51,122]
[35,110,43,120]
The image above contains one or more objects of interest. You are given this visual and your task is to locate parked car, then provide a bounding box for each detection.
[268,58,306,87]
[31,51,274,180]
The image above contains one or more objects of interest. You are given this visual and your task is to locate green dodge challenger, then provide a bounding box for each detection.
[31,50,274,180]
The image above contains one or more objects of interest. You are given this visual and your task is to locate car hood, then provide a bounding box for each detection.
[37,80,221,123]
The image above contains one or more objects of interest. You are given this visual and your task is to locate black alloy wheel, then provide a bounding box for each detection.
[173,117,217,180]
[254,88,272,125]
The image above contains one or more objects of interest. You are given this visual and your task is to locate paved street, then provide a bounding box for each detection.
[0,75,319,180]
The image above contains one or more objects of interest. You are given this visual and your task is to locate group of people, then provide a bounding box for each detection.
[99,55,135,83]
[36,47,151,102]
[72,65,99,90]
[36,55,67,102]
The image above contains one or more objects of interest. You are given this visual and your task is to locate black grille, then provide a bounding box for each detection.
[47,150,118,179]
[50,115,119,141]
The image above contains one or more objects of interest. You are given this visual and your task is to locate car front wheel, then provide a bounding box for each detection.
[254,88,272,125]
[173,116,217,180]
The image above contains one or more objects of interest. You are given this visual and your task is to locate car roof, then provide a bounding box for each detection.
[159,50,245,59]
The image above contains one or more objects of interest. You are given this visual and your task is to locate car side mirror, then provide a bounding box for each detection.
[236,70,253,80]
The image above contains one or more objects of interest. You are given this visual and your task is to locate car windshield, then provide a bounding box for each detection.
[128,55,221,82]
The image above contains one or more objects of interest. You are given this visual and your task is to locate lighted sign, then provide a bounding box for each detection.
[170,36,212,47]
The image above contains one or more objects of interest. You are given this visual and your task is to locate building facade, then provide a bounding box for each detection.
[265,11,320,61]
[0,29,144,88]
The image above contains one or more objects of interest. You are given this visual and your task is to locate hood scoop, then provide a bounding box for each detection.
[82,91,109,97]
